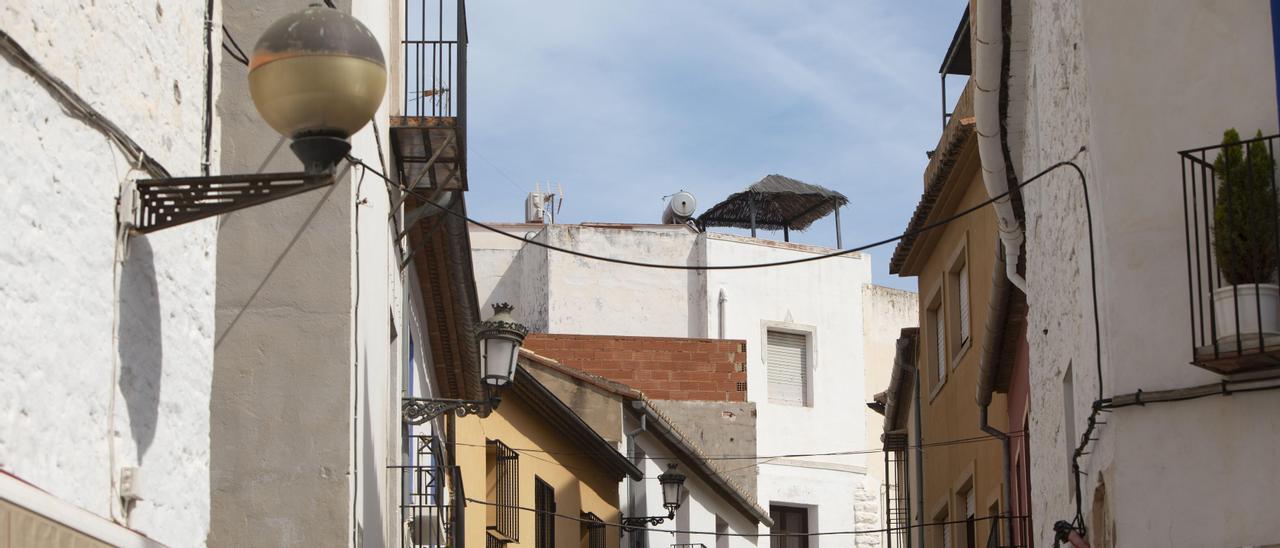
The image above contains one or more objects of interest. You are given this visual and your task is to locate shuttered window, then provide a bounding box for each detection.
[957,263,970,347]
[767,330,809,406]
[931,305,946,387]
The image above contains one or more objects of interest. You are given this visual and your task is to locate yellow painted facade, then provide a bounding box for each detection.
[456,385,625,548]
[898,126,1012,545]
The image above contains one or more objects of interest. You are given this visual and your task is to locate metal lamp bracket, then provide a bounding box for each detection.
[131,171,335,234]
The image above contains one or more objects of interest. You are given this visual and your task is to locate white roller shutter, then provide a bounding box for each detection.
[767,331,808,405]
[958,264,970,347]
[943,517,953,548]
[935,310,947,383]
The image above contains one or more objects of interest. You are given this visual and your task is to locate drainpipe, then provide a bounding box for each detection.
[912,363,926,548]
[974,0,1027,293]
[625,409,648,547]
[717,289,728,339]
[979,406,1015,546]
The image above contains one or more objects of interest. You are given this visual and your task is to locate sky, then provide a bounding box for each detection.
[459,1,965,291]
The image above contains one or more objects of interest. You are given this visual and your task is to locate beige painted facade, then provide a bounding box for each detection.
[893,101,1011,546]
[456,375,628,548]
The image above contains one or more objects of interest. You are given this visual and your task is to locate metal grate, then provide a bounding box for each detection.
[582,513,606,548]
[488,440,519,541]
[397,434,456,547]
[534,477,556,548]
[401,0,466,119]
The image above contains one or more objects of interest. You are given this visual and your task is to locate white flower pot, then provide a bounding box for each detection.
[1212,283,1280,345]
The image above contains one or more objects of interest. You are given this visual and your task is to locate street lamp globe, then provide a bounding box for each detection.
[477,303,529,388]
[658,463,687,513]
[249,3,386,173]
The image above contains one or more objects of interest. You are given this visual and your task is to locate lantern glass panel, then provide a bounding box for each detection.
[483,337,518,385]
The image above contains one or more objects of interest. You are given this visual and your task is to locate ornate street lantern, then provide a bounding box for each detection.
[402,304,530,424]
[658,464,687,513]
[623,463,688,530]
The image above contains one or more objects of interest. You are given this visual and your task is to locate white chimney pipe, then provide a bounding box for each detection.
[974,0,1028,292]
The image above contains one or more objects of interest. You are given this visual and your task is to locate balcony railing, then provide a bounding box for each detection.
[401,0,466,119]
[1180,132,1280,374]
[397,434,458,547]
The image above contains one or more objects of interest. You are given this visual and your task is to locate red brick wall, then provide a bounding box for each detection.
[522,334,748,401]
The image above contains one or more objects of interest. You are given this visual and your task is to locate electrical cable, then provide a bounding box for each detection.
[465,497,1025,538]
[222,27,249,66]
[453,430,1025,462]
[0,29,169,179]
[347,156,1089,272]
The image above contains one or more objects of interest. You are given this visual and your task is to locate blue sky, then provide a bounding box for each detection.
[461,1,964,291]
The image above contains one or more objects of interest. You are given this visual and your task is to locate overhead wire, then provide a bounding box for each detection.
[465,497,1024,538]
[453,431,1025,462]
[347,156,1090,272]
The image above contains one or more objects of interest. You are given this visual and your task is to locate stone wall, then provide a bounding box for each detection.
[1013,0,1098,541]
[0,1,217,544]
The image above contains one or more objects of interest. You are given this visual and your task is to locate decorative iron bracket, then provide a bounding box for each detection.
[402,396,499,424]
[620,511,675,532]
[132,171,335,233]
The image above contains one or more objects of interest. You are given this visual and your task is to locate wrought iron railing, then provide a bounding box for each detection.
[1179,132,1280,374]
[397,434,456,547]
[401,0,467,119]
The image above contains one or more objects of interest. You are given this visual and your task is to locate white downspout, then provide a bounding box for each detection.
[717,289,727,339]
[974,0,1028,292]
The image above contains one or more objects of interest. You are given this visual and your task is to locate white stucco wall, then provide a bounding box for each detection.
[0,2,217,545]
[627,420,761,548]
[1015,1,1280,544]
[705,235,878,547]
[471,225,908,547]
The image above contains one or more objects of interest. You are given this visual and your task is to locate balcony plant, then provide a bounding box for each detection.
[1211,128,1280,344]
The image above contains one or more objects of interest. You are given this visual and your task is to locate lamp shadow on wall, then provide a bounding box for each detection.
[118,236,163,459]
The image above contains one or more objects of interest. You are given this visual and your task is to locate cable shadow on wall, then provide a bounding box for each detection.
[118,236,162,459]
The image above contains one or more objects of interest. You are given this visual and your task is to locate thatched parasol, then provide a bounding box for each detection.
[698,175,849,236]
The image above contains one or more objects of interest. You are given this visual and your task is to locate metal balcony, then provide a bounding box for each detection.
[392,0,467,192]
[1180,132,1280,374]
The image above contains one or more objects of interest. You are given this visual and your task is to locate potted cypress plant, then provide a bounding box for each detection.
[1211,129,1280,345]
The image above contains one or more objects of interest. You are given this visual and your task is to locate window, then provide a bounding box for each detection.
[535,477,556,548]
[957,486,975,548]
[948,254,971,359]
[487,440,519,541]
[927,295,947,390]
[987,501,1001,548]
[767,330,809,406]
[580,512,605,548]
[929,505,950,548]
[768,505,809,548]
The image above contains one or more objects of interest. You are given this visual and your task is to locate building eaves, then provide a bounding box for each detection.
[511,366,644,481]
[409,193,483,399]
[882,328,919,436]
[517,349,770,526]
[890,80,977,276]
[632,399,775,528]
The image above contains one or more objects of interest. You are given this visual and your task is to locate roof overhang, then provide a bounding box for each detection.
[511,367,644,481]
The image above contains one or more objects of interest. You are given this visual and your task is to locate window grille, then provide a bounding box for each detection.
[534,477,556,548]
[581,512,605,548]
[487,440,519,541]
[766,330,809,406]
